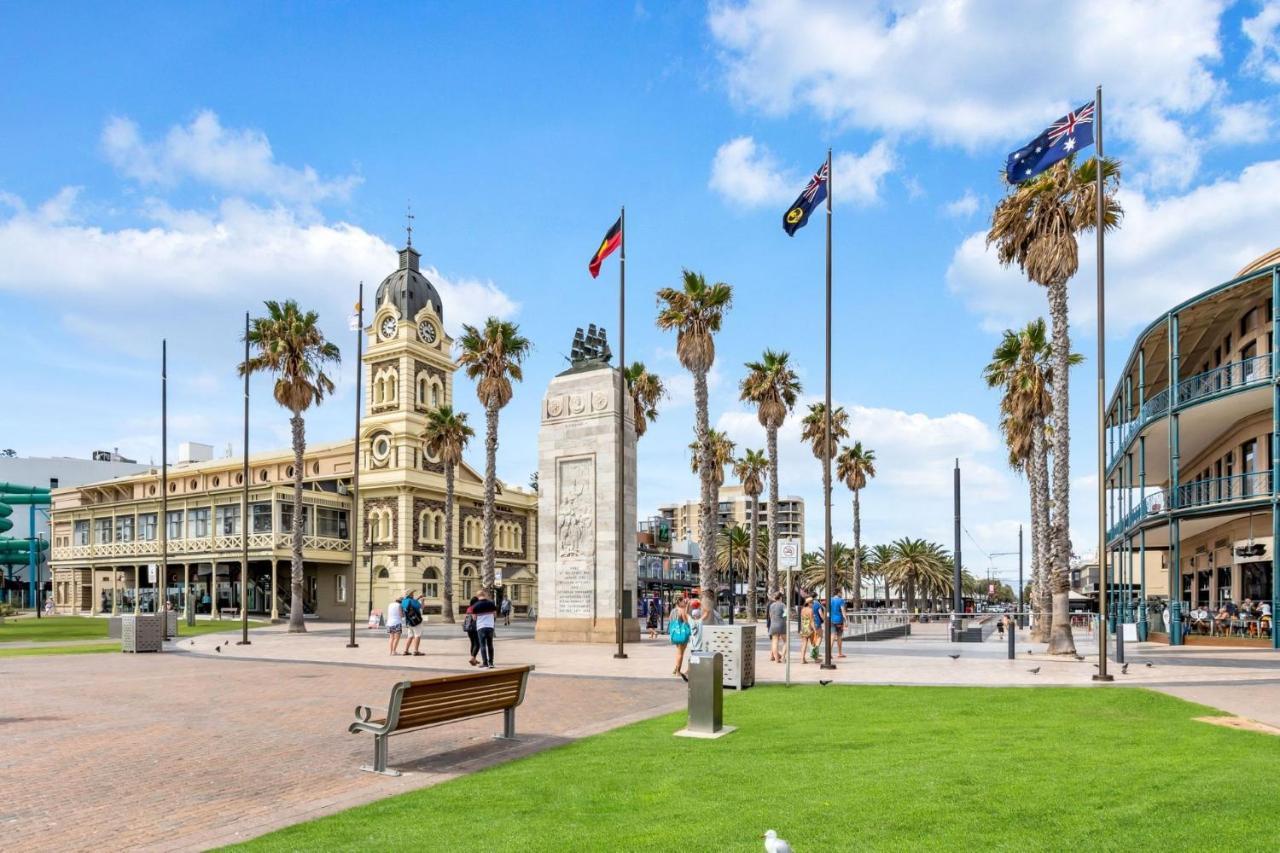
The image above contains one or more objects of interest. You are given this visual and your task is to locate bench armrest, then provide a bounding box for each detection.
[348,704,392,736]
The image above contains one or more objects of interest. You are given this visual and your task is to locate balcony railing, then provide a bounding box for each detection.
[1108,356,1272,470]
[1107,488,1169,541]
[51,533,350,562]
[1175,471,1272,510]
[1176,353,1272,407]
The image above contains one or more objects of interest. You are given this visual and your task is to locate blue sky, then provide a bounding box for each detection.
[6,0,1280,587]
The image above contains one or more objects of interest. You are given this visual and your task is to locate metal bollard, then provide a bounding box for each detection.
[1007,621,1015,660]
[675,652,736,739]
[1115,617,1126,664]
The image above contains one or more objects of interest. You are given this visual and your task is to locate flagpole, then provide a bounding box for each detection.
[1093,85,1113,682]
[348,283,363,649]
[161,339,168,638]
[238,313,251,645]
[615,206,628,659]
[821,147,836,671]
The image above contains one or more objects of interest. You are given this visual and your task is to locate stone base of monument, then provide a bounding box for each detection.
[535,617,641,644]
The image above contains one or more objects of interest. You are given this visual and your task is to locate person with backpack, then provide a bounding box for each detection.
[669,594,691,678]
[471,589,499,668]
[401,590,425,656]
[463,596,480,666]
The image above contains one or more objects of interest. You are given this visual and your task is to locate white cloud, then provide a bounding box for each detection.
[103,111,361,205]
[709,135,894,208]
[945,159,1280,335]
[1243,1,1280,82]
[943,190,980,218]
[709,0,1235,186]
[1210,101,1272,144]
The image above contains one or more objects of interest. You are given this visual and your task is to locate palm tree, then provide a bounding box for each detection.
[885,538,951,615]
[835,442,876,610]
[456,317,531,590]
[984,318,1082,642]
[740,350,802,599]
[989,156,1121,655]
[422,405,474,623]
[732,448,768,620]
[868,543,896,606]
[658,271,732,615]
[241,300,340,633]
[624,362,665,439]
[716,524,768,619]
[800,543,855,595]
[801,402,849,605]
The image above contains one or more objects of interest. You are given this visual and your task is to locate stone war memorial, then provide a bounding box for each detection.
[535,325,639,643]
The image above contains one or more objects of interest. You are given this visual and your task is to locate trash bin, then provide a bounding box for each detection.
[121,614,164,653]
[701,624,755,689]
[675,652,736,739]
[165,611,179,639]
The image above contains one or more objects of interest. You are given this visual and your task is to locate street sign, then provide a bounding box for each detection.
[147,564,157,584]
[495,565,504,587]
[779,538,801,569]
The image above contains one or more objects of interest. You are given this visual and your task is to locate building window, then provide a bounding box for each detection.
[280,503,311,535]
[215,505,241,535]
[510,584,522,602]
[251,503,272,534]
[138,513,157,541]
[73,520,89,546]
[316,507,349,539]
[422,568,439,599]
[335,573,347,603]
[94,518,112,544]
[166,510,184,540]
[188,507,211,538]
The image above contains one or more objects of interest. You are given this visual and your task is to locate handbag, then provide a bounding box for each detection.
[669,618,691,645]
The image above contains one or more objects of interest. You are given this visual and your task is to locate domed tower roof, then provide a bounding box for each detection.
[1235,247,1280,279]
[376,244,443,322]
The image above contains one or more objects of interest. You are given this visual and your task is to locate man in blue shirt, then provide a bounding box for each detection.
[829,593,846,658]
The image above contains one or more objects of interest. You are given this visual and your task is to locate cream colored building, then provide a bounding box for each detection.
[48,242,538,621]
[657,484,804,553]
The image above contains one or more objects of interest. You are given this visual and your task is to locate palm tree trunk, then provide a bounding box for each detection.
[766,425,780,597]
[852,489,862,610]
[482,403,499,590]
[443,463,456,623]
[1026,459,1039,630]
[747,495,759,622]
[1032,415,1052,642]
[1046,280,1076,654]
[288,414,307,633]
[694,368,716,618]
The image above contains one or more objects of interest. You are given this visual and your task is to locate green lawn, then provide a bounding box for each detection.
[0,615,268,644]
[231,685,1280,851]
[0,642,122,657]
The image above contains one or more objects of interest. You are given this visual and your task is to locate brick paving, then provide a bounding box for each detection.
[1,652,685,851]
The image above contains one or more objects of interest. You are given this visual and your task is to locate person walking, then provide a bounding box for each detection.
[768,592,787,663]
[646,596,659,639]
[401,590,425,656]
[472,589,499,668]
[386,595,404,656]
[799,596,816,663]
[500,595,512,626]
[669,594,691,677]
[830,592,846,658]
[463,596,480,666]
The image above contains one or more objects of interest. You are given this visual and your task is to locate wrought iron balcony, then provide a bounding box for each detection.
[1175,471,1272,510]
[1175,353,1272,407]
[1106,488,1169,541]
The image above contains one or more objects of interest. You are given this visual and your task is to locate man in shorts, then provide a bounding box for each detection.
[401,590,425,656]
[829,593,846,658]
[386,595,404,656]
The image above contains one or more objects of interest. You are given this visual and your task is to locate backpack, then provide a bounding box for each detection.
[462,613,476,632]
[404,601,423,627]
[669,617,691,645]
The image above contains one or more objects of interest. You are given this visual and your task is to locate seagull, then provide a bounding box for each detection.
[214,646,221,653]
[948,654,961,660]
[1028,666,1040,674]
[1145,661,1154,668]
[763,829,793,853]
[1121,663,1129,674]
[819,680,832,686]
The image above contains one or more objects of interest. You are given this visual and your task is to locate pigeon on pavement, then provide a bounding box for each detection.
[948,654,961,660]
[1028,666,1040,674]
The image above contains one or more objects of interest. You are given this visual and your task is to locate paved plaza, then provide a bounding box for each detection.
[6,619,1280,851]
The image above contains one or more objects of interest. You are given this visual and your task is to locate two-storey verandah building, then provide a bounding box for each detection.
[1104,248,1280,647]
[47,240,538,620]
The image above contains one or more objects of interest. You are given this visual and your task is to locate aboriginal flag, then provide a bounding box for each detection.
[588,216,622,278]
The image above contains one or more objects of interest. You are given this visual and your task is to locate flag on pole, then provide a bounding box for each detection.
[348,301,361,332]
[782,160,829,236]
[588,217,622,278]
[1006,101,1094,183]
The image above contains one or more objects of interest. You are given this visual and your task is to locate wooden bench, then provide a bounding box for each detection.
[348,665,534,775]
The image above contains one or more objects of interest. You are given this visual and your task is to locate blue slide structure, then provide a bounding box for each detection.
[0,482,52,609]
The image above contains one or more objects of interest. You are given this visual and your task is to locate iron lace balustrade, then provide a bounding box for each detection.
[1174,471,1273,510]
[1107,488,1169,541]
[1108,387,1174,470]
[1176,353,1273,407]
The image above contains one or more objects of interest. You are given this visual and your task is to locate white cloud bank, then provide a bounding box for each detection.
[710,135,895,208]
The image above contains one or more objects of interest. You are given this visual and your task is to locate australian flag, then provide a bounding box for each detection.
[782,160,828,236]
[1006,101,1095,183]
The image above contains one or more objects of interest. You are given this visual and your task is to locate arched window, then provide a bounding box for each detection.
[432,513,444,542]
[514,525,523,553]
[422,567,440,599]
[377,567,389,579]
[417,374,429,407]
[461,564,475,599]
[430,378,442,407]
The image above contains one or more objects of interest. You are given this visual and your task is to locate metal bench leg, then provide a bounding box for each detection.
[493,708,517,741]
[360,734,402,777]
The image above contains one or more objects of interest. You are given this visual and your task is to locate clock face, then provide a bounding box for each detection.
[379,316,397,340]
[418,321,437,344]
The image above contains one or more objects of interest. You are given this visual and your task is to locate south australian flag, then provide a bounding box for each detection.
[1006,101,1094,183]
[782,160,828,236]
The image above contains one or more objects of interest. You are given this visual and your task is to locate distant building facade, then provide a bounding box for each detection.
[47,242,538,619]
[657,484,804,554]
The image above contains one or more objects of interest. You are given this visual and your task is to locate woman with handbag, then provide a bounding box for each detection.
[463,596,481,666]
[669,595,692,677]
[799,596,816,663]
